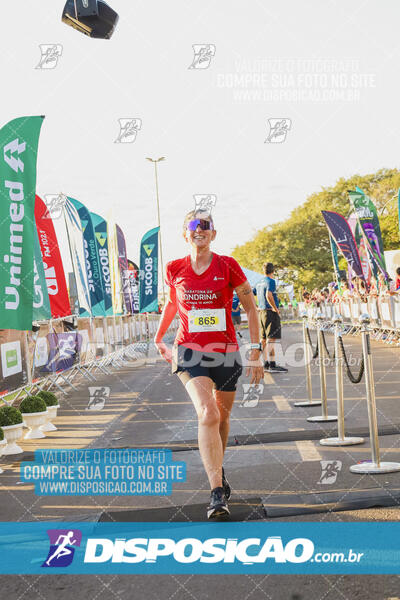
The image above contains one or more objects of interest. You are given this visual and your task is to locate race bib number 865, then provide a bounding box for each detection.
[188,308,226,333]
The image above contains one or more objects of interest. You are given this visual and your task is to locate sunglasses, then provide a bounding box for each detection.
[186,219,214,231]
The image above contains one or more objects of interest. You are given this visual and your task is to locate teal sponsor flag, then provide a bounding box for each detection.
[63,197,91,316]
[69,198,104,316]
[33,229,51,320]
[139,226,159,313]
[329,234,340,283]
[0,115,44,330]
[349,189,388,278]
[91,212,113,316]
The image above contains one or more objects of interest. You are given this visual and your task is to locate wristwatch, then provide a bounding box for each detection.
[248,343,262,351]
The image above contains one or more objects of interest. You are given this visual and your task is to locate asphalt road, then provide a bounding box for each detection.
[1,323,400,598]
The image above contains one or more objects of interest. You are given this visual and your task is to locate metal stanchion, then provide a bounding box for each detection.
[350,314,400,473]
[294,312,321,407]
[320,314,364,445]
[307,312,337,423]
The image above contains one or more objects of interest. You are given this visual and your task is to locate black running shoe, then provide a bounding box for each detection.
[263,361,270,371]
[222,467,231,500]
[207,487,230,519]
[269,364,288,372]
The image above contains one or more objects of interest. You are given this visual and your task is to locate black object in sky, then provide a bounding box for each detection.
[62,0,119,39]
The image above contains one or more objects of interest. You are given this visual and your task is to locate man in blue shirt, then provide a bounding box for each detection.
[231,292,242,339]
[256,262,288,372]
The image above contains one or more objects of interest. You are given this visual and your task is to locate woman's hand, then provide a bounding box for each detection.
[245,349,264,384]
[154,339,172,364]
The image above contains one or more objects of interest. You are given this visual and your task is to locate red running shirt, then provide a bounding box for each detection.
[165,254,247,353]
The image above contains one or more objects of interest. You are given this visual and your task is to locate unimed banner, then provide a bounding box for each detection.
[35,195,70,319]
[91,212,113,316]
[139,226,159,313]
[69,198,104,317]
[0,116,44,330]
[321,211,365,280]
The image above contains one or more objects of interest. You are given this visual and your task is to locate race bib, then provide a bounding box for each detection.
[188,308,226,332]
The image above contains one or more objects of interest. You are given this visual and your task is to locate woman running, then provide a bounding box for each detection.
[154,210,263,519]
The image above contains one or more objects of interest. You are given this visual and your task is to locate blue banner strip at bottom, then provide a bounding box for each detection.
[0,522,398,574]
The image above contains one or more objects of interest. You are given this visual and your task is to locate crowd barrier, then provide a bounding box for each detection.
[298,310,400,474]
[298,296,400,343]
[0,313,178,403]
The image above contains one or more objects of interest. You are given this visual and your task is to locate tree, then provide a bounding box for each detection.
[232,168,400,290]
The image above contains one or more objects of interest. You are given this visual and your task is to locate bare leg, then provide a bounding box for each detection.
[267,337,276,362]
[185,376,223,490]
[261,338,267,363]
[214,390,236,453]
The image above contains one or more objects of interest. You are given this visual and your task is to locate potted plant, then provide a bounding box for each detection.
[0,405,24,455]
[0,427,6,472]
[37,391,60,432]
[19,396,48,440]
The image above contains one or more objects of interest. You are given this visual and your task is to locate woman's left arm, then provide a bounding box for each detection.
[235,280,264,383]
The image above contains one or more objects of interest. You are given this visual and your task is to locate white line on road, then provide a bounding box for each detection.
[272,395,292,411]
[296,440,322,462]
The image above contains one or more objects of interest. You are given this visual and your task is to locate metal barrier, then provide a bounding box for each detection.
[298,296,400,345]
[300,306,400,475]
[349,315,400,474]
[0,312,181,405]
[306,313,337,423]
[293,313,321,407]
[319,314,364,447]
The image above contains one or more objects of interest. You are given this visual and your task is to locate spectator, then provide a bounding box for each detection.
[395,267,400,291]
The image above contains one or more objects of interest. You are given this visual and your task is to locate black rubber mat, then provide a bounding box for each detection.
[99,497,265,522]
[113,423,400,452]
[262,487,400,517]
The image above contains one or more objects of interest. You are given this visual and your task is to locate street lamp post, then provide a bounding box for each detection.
[146,156,166,306]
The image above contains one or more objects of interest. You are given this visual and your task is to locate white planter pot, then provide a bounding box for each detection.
[22,411,48,439]
[2,423,24,455]
[41,405,60,432]
[0,439,7,473]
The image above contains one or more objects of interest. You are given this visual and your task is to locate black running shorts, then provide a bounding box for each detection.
[259,309,281,340]
[172,345,243,391]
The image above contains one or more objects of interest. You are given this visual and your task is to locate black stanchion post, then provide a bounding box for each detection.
[307,312,337,423]
[350,314,400,474]
[320,313,364,446]
[294,311,321,407]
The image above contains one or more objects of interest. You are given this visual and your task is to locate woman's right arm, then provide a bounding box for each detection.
[154,285,178,363]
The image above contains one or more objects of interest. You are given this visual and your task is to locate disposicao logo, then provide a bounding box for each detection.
[82,536,314,564]
[42,529,82,568]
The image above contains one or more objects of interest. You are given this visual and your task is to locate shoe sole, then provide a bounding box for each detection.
[207,505,230,519]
